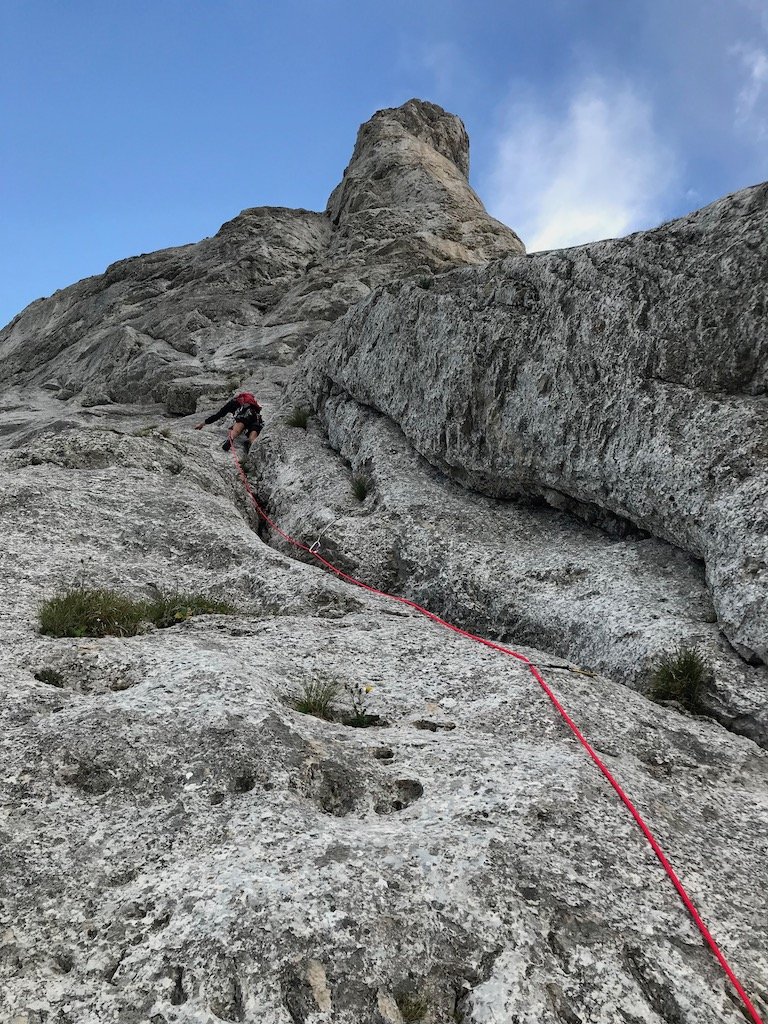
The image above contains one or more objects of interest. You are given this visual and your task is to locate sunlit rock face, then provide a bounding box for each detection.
[302,182,768,670]
[0,100,766,1024]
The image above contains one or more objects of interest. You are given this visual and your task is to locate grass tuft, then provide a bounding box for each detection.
[38,587,234,638]
[286,406,311,428]
[144,591,235,629]
[649,644,708,710]
[396,993,430,1022]
[39,588,147,638]
[286,678,341,721]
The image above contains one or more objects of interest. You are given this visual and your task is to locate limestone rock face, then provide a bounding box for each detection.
[0,100,522,407]
[0,410,766,1024]
[302,183,768,665]
[0,207,331,402]
[250,398,768,748]
[0,99,767,1023]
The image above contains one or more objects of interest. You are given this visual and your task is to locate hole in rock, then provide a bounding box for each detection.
[376,779,424,814]
[104,960,121,984]
[170,965,187,1006]
[70,767,114,795]
[35,668,66,688]
[342,714,389,728]
[303,760,361,817]
[232,773,256,793]
[55,952,74,973]
[209,972,245,1021]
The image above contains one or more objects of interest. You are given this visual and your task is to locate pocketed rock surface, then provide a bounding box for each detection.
[0,98,767,1023]
[1,413,767,1024]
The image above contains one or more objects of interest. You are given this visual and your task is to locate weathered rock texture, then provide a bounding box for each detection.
[1,413,767,1024]
[302,184,768,667]
[251,398,768,748]
[0,100,767,1023]
[0,208,331,404]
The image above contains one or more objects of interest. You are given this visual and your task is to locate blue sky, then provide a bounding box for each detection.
[2,0,767,327]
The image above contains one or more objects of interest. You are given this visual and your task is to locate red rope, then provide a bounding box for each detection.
[228,436,764,1024]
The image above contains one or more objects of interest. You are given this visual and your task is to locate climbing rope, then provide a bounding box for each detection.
[227,435,764,1024]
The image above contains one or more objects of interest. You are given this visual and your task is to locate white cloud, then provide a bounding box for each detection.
[732,44,768,136]
[395,39,474,103]
[484,80,679,252]
[421,42,463,95]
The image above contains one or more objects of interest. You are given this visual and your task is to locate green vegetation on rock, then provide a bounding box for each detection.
[39,587,234,638]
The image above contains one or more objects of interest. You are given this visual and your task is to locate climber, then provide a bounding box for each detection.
[194,391,264,455]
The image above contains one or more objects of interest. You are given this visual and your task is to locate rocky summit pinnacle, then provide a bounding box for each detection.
[325,99,523,268]
[0,100,766,1024]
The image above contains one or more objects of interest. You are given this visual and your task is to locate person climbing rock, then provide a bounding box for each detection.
[195,391,263,455]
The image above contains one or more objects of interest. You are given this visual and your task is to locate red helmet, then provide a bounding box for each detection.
[235,392,260,409]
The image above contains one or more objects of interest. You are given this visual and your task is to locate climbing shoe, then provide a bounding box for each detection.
[243,440,252,455]
[222,438,232,452]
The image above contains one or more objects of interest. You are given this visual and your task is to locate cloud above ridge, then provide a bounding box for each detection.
[485,79,679,252]
[732,43,768,138]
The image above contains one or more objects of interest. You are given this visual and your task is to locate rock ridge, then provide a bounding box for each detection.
[300,181,768,665]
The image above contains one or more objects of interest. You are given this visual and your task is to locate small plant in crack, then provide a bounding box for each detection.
[286,676,341,720]
[396,992,430,1022]
[144,590,235,628]
[351,475,370,501]
[286,406,311,428]
[342,681,384,727]
[648,644,709,711]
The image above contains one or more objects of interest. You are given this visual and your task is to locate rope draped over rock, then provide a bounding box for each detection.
[228,430,764,1024]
